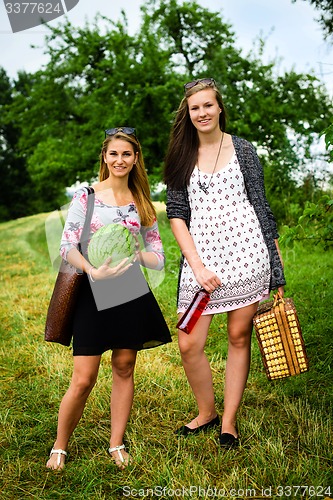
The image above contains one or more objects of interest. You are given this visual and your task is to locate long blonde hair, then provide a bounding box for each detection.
[99,132,156,227]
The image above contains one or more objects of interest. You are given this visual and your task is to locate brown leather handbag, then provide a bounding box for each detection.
[44,187,95,346]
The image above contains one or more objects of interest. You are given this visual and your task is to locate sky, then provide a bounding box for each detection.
[0,0,332,94]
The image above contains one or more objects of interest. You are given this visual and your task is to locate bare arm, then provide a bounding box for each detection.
[66,247,132,281]
[170,218,221,293]
[136,249,160,269]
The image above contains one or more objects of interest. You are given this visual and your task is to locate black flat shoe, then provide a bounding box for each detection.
[176,415,220,436]
[219,432,239,449]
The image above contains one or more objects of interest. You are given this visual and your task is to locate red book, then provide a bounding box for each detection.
[176,289,210,334]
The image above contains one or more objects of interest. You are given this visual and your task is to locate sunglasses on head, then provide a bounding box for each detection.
[184,78,216,92]
[105,127,136,138]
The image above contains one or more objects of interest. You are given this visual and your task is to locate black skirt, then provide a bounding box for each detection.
[72,263,171,355]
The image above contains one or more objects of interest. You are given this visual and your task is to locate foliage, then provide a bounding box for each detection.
[322,123,333,162]
[292,0,333,41]
[0,210,332,497]
[280,122,333,249]
[280,195,333,249]
[1,0,332,220]
[0,69,42,219]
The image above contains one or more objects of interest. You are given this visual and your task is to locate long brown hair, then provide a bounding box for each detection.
[99,132,156,227]
[163,80,227,189]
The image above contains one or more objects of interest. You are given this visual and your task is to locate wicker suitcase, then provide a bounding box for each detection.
[253,294,309,380]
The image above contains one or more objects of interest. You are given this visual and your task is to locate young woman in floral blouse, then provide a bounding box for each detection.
[46,128,171,470]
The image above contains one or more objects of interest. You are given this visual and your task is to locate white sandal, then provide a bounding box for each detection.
[108,444,127,467]
[48,448,67,469]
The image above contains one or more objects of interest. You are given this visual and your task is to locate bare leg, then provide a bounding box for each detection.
[109,349,137,467]
[46,355,101,470]
[222,302,259,437]
[178,314,217,428]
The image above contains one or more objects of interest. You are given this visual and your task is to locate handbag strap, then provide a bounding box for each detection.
[78,186,95,257]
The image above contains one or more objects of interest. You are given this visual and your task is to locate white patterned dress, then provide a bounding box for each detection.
[178,151,271,315]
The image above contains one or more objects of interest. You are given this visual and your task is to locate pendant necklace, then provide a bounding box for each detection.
[197,132,224,195]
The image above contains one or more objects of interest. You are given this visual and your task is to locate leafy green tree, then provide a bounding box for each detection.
[281,195,333,249]
[140,0,236,76]
[6,13,182,204]
[3,0,333,222]
[141,0,332,221]
[281,123,333,249]
[0,68,41,220]
[322,123,333,162]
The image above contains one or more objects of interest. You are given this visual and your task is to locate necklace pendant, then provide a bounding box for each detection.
[198,181,208,194]
[197,131,224,197]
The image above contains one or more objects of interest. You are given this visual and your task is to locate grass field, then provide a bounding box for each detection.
[0,209,332,500]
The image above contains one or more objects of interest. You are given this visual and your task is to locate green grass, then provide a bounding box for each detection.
[0,210,332,499]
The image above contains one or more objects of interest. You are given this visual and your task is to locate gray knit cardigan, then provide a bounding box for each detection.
[166,135,286,293]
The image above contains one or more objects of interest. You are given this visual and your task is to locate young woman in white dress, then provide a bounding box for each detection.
[164,79,285,448]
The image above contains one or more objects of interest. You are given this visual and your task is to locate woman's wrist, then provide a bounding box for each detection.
[191,261,205,274]
[88,266,96,282]
[185,252,204,270]
[135,250,142,264]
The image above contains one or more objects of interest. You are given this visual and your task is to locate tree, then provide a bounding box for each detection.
[292,0,333,41]
[322,123,333,162]
[281,195,333,249]
[3,0,333,221]
[0,68,41,220]
[281,123,333,249]
[141,0,332,220]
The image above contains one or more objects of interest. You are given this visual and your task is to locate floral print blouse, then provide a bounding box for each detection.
[60,188,165,271]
